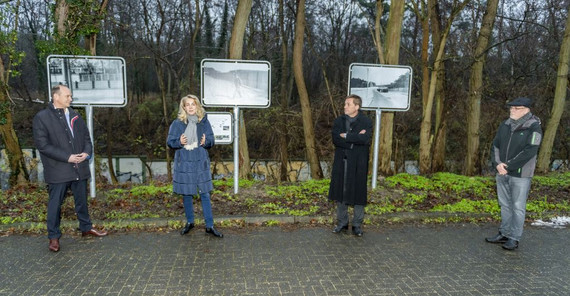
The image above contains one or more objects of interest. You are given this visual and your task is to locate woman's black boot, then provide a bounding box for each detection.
[180,223,195,235]
[205,227,223,238]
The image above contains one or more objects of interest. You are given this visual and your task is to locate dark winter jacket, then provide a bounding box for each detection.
[167,115,215,195]
[32,102,93,184]
[491,113,542,178]
[328,112,373,206]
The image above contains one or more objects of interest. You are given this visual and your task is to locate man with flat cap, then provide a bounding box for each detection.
[485,97,542,250]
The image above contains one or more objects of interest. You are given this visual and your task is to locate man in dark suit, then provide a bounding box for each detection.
[328,94,373,237]
[33,85,107,252]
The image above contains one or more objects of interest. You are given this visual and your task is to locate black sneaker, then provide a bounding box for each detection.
[502,239,519,250]
[485,233,508,243]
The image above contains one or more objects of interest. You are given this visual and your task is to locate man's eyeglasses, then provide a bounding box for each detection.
[509,106,526,110]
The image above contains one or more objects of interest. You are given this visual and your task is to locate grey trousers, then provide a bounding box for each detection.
[336,202,364,227]
[496,174,531,241]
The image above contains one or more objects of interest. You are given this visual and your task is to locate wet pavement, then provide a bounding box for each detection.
[1,223,569,295]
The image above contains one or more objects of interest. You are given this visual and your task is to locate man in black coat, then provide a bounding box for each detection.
[485,97,542,251]
[328,94,372,236]
[33,85,107,252]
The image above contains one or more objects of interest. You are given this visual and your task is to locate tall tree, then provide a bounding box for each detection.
[84,0,110,55]
[140,0,186,181]
[186,0,204,95]
[536,8,570,173]
[277,0,291,182]
[377,0,405,176]
[0,0,28,186]
[418,0,470,174]
[293,0,323,179]
[464,0,500,175]
[218,0,229,57]
[228,0,253,179]
[429,0,447,172]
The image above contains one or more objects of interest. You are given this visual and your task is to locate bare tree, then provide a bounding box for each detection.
[293,0,323,179]
[536,7,570,173]
[0,0,29,186]
[378,0,405,176]
[429,0,447,172]
[228,0,253,179]
[464,0,500,175]
[418,0,470,174]
[277,0,291,182]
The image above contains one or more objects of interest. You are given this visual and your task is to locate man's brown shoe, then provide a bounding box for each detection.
[82,228,108,237]
[49,239,59,252]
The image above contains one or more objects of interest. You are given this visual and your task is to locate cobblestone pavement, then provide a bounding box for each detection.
[1,223,569,295]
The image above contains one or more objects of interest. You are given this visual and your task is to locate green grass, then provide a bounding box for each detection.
[0,173,568,233]
[430,199,500,214]
[533,172,570,188]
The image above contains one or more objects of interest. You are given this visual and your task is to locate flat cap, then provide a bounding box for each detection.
[507,97,532,108]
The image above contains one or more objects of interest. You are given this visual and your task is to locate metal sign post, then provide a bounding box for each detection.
[85,105,96,197]
[233,107,240,194]
[371,109,382,189]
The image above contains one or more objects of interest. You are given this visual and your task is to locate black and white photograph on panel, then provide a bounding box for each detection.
[348,63,412,111]
[47,55,127,107]
[201,59,271,108]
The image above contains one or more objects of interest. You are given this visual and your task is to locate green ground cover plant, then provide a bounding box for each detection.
[1,172,568,234]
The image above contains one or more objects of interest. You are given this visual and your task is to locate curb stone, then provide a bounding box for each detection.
[0,212,496,233]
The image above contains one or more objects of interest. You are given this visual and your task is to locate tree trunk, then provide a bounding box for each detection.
[155,61,172,181]
[85,0,110,55]
[277,0,290,182]
[0,87,28,186]
[0,0,28,186]
[536,9,570,173]
[378,0,405,175]
[229,0,253,179]
[55,0,69,37]
[430,1,447,172]
[419,0,470,174]
[187,0,202,94]
[414,0,432,174]
[464,0,499,176]
[293,0,323,179]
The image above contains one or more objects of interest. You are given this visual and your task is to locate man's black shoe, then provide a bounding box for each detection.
[502,239,519,250]
[485,233,508,243]
[352,226,363,237]
[180,223,195,235]
[332,225,348,233]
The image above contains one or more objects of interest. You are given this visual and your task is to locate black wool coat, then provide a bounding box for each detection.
[33,102,93,184]
[328,112,373,206]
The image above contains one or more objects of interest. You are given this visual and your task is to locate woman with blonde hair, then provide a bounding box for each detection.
[167,95,222,237]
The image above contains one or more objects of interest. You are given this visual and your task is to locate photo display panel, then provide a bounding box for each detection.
[47,55,127,107]
[348,63,412,111]
[201,59,271,108]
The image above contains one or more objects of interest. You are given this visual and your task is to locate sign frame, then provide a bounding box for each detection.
[200,59,271,108]
[47,55,128,107]
[347,63,412,111]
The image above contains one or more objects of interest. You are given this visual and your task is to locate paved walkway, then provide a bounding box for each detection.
[1,224,569,295]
